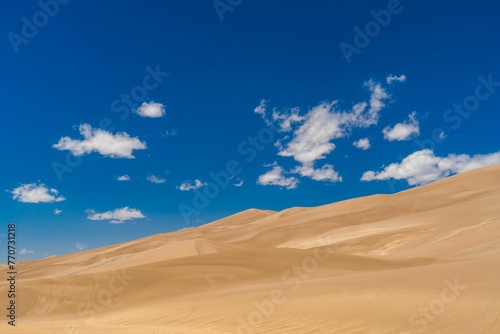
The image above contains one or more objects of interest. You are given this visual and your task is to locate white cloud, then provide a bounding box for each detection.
[353,138,371,150]
[364,80,390,126]
[53,124,146,158]
[277,102,345,164]
[117,175,131,181]
[383,111,420,141]
[361,149,500,186]
[276,81,390,166]
[75,243,87,251]
[11,183,65,203]
[178,179,207,191]
[147,175,166,184]
[257,163,299,189]
[337,81,389,128]
[292,164,342,182]
[272,107,305,132]
[54,209,63,215]
[386,74,407,84]
[233,178,244,187]
[254,99,267,117]
[164,129,178,137]
[253,99,271,125]
[86,207,146,224]
[19,248,34,255]
[135,101,166,118]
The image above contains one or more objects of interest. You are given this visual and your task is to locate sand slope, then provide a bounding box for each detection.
[1,165,500,333]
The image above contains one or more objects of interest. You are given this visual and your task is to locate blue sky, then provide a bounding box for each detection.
[1,0,499,260]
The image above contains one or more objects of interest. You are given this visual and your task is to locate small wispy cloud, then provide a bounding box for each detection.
[164,129,178,137]
[75,243,87,251]
[254,99,267,117]
[147,175,166,184]
[177,179,207,191]
[233,178,244,187]
[292,163,342,182]
[353,138,371,150]
[117,175,131,181]
[19,248,34,255]
[254,99,271,125]
[54,209,63,215]
[10,183,65,203]
[272,107,305,132]
[86,207,146,224]
[386,74,407,84]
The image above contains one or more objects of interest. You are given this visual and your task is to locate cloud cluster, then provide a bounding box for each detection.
[361,149,500,185]
[256,79,391,188]
[11,183,65,203]
[383,111,420,141]
[53,124,146,158]
[86,206,146,224]
[135,101,166,118]
[177,179,207,191]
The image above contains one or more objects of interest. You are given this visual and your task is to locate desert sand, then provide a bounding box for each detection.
[1,165,500,333]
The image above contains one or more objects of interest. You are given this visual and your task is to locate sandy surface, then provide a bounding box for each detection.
[1,165,500,333]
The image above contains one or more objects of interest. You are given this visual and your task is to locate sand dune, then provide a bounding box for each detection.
[1,165,500,333]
